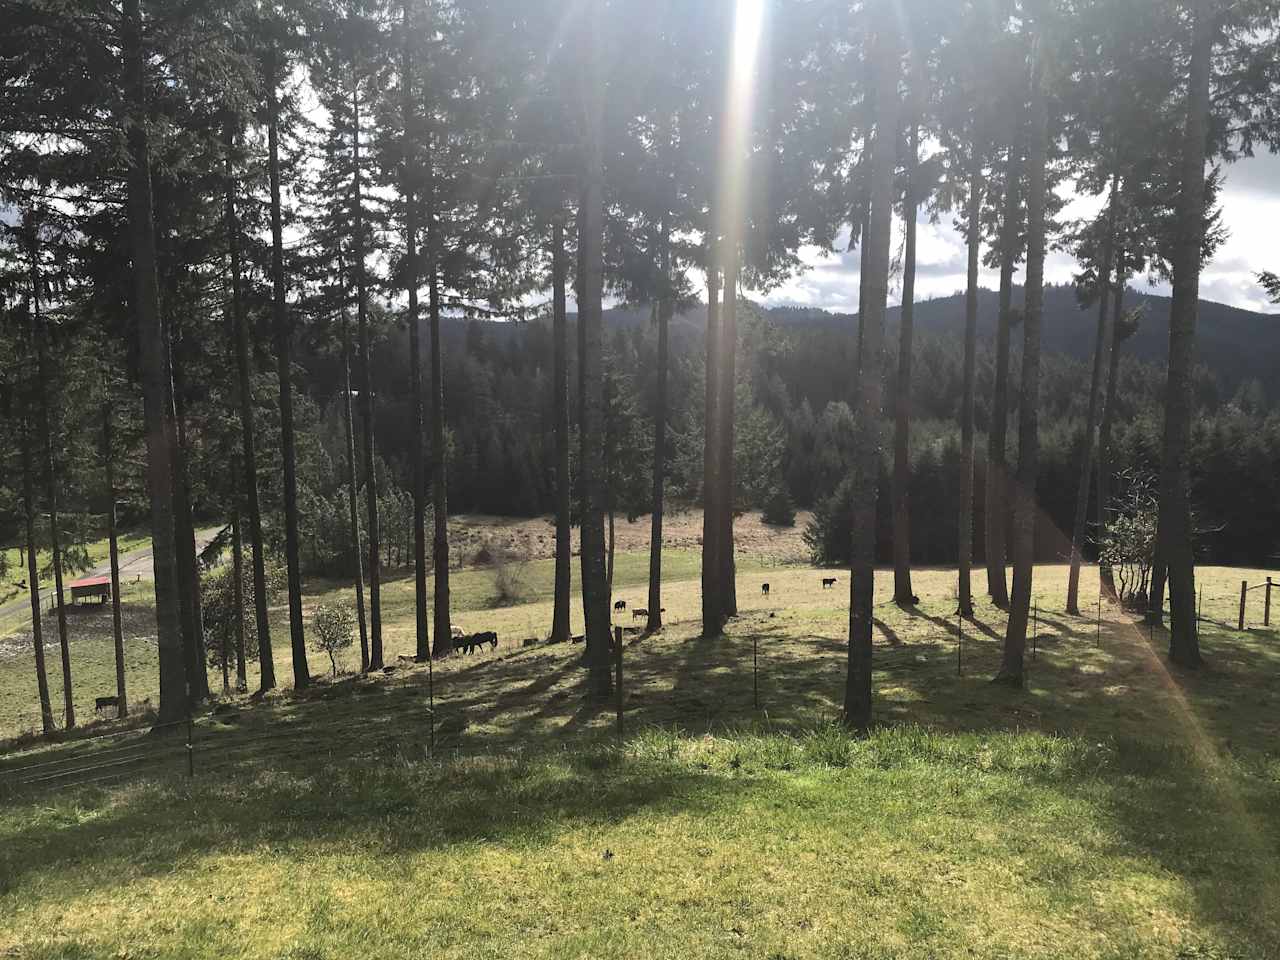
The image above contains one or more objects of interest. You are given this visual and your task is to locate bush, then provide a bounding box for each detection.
[311,601,356,676]
[203,552,286,677]
[491,536,531,606]
[803,477,855,566]
[762,487,797,527]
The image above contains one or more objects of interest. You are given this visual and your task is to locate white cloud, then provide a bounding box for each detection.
[759,154,1280,316]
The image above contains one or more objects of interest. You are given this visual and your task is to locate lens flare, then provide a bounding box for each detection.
[717,0,765,270]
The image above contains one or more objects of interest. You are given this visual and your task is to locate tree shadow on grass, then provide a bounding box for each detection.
[0,734,761,899]
[1,611,1277,953]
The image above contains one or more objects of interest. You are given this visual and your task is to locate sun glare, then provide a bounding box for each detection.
[719,0,765,259]
[731,0,765,88]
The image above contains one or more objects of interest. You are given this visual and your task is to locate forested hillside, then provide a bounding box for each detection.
[769,284,1280,401]
[297,294,1280,565]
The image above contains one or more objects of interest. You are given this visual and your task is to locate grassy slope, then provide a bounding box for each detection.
[0,560,1277,958]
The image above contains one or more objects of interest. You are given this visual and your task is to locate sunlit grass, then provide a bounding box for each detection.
[1,721,1276,958]
[0,543,1277,957]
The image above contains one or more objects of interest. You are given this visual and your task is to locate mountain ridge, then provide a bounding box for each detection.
[600,284,1279,400]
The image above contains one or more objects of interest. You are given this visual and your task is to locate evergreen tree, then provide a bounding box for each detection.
[997,5,1051,687]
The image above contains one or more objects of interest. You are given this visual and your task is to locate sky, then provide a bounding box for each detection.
[759,152,1280,316]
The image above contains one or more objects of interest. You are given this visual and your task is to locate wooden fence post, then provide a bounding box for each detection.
[1238,580,1248,631]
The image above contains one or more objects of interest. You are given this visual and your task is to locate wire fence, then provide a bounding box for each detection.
[3,574,1274,801]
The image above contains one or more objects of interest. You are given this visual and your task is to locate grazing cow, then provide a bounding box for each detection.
[94,695,119,715]
[450,625,464,640]
[822,577,837,589]
[632,608,648,620]
[460,631,498,654]
[613,599,627,612]
[761,583,770,596]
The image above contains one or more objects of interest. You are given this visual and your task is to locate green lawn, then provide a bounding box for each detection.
[0,560,1277,958]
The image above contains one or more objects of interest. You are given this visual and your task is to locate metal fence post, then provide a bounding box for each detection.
[186,708,194,779]
[614,625,623,738]
[1096,593,1102,647]
[1239,580,1248,631]
[957,612,963,677]
[1196,586,1202,642]
[428,645,435,757]
[1032,603,1039,660]
[1266,577,1272,628]
[753,633,759,710]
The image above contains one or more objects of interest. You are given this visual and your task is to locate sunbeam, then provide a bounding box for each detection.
[716,0,766,265]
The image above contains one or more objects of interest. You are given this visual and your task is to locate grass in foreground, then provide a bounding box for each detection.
[0,725,1276,959]
[0,563,1277,957]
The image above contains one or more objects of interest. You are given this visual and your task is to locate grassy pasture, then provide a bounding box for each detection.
[0,529,150,612]
[0,550,1277,958]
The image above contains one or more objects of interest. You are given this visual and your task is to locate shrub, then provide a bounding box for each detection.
[491,536,531,606]
[762,487,797,527]
[311,601,356,676]
[203,552,286,676]
[1099,471,1158,610]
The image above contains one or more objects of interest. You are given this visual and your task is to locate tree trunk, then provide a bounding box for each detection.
[845,16,896,731]
[267,44,310,688]
[21,423,55,734]
[30,225,75,729]
[429,252,452,656]
[1066,175,1117,615]
[123,0,187,725]
[352,63,383,672]
[855,207,869,372]
[701,246,722,638]
[957,163,981,618]
[1147,560,1166,624]
[230,507,248,691]
[892,121,919,607]
[1097,256,1125,594]
[718,248,738,618]
[607,506,615,595]
[577,200,590,635]
[224,120,275,692]
[341,301,370,672]
[1158,0,1210,668]
[103,396,129,715]
[580,6,613,700]
[402,2,430,663]
[647,217,671,633]
[996,30,1048,687]
[986,142,1021,609]
[169,329,210,702]
[551,217,572,644]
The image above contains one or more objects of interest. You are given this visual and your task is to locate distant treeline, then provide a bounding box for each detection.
[309,305,1280,568]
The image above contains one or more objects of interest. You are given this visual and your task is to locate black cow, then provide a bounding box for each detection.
[613,599,627,612]
[761,583,770,596]
[94,696,120,715]
[459,631,498,654]
[822,577,837,589]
